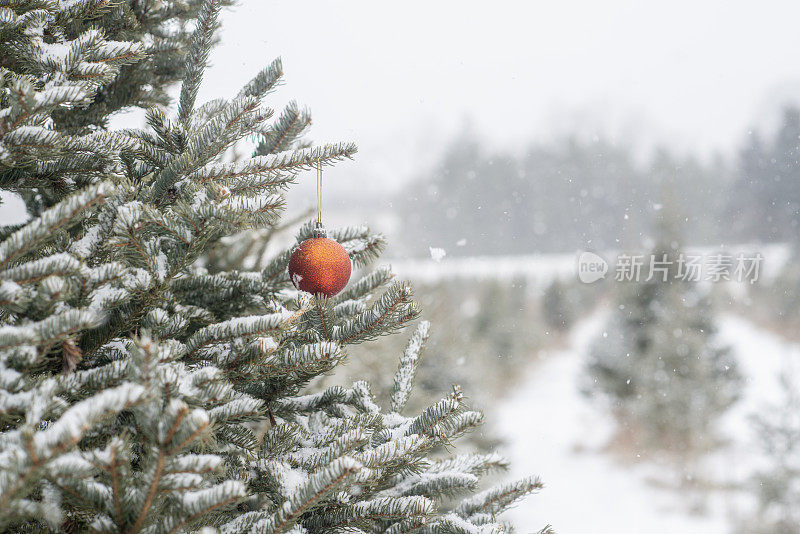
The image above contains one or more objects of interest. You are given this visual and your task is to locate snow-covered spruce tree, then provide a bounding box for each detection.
[0,1,546,533]
[0,0,235,216]
[584,211,740,455]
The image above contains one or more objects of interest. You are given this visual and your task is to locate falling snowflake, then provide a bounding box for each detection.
[429,247,446,263]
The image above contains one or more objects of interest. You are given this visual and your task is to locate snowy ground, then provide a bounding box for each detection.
[496,311,799,533]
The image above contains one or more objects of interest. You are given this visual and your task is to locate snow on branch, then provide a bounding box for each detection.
[334,265,395,303]
[261,456,364,534]
[304,495,435,530]
[331,281,419,344]
[454,476,544,519]
[0,182,114,269]
[185,311,295,357]
[391,320,430,413]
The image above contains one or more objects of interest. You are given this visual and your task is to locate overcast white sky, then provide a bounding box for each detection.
[3,0,799,224]
[199,0,800,196]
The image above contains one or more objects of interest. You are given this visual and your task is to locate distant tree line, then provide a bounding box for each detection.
[731,107,800,247]
[398,107,800,256]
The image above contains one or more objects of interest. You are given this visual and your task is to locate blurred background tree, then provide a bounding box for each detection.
[584,209,741,459]
[736,369,800,534]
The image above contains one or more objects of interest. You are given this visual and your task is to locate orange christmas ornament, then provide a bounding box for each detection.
[289,236,351,296]
[288,159,352,297]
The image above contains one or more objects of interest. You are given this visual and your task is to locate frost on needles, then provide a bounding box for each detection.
[0,1,547,533]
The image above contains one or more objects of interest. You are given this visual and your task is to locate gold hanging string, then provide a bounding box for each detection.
[316,157,323,227]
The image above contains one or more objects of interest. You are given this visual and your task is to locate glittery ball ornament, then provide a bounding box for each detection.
[288,237,351,297]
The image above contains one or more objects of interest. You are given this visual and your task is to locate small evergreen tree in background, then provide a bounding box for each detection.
[585,212,741,456]
[752,213,800,336]
[760,260,800,333]
[0,2,545,532]
[541,279,578,333]
[736,369,800,534]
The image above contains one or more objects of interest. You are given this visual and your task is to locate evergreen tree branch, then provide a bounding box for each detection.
[178,0,223,125]
[391,321,430,413]
[0,182,113,269]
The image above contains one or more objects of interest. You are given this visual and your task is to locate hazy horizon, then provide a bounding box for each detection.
[198,0,800,196]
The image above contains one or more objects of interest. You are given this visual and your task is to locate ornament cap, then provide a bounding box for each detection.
[312,222,327,238]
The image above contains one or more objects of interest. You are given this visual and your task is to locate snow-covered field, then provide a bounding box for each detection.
[496,311,799,533]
